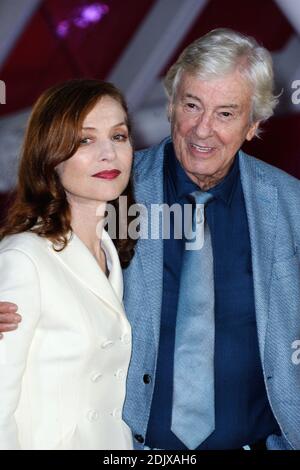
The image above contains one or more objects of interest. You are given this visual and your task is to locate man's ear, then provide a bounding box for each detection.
[246,121,260,141]
[167,101,173,123]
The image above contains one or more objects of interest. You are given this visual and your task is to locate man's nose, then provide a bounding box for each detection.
[194,112,214,138]
[97,140,116,161]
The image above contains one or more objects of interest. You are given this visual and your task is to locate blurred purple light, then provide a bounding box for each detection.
[56,3,110,37]
[57,21,70,38]
[80,4,109,23]
[73,18,89,28]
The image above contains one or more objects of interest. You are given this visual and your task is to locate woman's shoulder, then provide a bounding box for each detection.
[0,231,49,258]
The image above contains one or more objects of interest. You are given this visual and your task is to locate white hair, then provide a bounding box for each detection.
[164,28,279,132]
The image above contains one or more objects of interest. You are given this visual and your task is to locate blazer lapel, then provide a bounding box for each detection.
[239,151,278,360]
[48,230,124,315]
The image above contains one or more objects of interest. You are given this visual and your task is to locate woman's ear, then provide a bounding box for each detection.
[55,162,63,176]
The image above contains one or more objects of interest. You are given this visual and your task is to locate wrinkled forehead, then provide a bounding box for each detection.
[175,69,254,106]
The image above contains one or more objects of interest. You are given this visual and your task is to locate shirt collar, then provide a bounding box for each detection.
[165,141,239,206]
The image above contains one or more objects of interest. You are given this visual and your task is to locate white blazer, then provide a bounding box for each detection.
[0,229,133,450]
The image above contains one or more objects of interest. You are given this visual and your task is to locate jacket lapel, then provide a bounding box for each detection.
[131,143,165,346]
[239,151,278,360]
[48,230,124,315]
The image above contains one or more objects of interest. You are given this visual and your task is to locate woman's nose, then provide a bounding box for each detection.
[97,140,116,161]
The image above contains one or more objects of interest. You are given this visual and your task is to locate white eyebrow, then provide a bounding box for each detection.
[184,94,240,109]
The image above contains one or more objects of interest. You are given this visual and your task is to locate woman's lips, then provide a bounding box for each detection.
[92,169,121,180]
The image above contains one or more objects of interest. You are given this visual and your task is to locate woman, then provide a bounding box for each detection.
[0,79,136,450]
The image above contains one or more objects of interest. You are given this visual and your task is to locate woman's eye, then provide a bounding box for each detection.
[113,133,128,142]
[80,137,92,145]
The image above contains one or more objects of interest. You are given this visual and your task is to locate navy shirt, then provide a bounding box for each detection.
[145,142,280,449]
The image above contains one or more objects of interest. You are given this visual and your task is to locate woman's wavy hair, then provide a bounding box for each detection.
[0,79,137,268]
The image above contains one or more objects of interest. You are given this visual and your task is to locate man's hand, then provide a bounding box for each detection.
[0,302,21,339]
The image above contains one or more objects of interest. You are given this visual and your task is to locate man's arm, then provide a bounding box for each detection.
[0,303,21,339]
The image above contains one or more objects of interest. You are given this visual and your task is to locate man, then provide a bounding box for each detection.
[1,29,300,450]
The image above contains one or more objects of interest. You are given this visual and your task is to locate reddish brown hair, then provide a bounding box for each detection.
[0,79,136,267]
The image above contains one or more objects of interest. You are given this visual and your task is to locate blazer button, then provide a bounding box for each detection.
[90,372,103,383]
[134,434,144,444]
[143,374,152,384]
[112,408,122,420]
[86,410,99,422]
[100,340,114,349]
[121,333,131,345]
[115,369,126,380]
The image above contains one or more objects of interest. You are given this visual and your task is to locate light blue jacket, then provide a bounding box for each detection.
[123,137,300,450]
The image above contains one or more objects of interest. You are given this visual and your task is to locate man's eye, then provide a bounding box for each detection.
[113,133,128,142]
[185,102,197,110]
[220,111,232,118]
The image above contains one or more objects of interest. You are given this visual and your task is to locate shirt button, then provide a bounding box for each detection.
[90,372,103,383]
[100,340,114,349]
[121,333,131,344]
[134,434,144,444]
[86,410,99,422]
[115,369,126,380]
[112,408,122,420]
[143,374,152,384]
